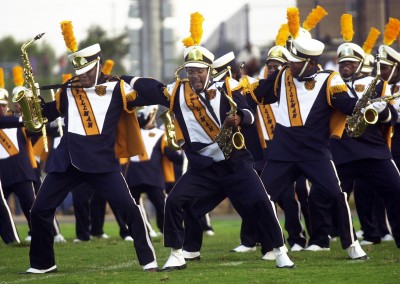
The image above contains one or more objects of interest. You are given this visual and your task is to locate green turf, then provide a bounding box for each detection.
[1,217,400,283]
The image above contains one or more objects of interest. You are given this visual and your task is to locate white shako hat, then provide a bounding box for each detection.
[286,37,325,63]
[337,42,365,63]
[361,54,375,73]
[212,51,235,81]
[68,43,102,75]
[0,88,8,105]
[378,45,400,66]
[183,46,214,68]
[266,46,291,64]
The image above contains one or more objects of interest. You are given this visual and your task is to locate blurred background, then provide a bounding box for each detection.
[0,0,399,94]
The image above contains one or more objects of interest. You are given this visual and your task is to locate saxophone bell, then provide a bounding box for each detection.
[232,131,245,150]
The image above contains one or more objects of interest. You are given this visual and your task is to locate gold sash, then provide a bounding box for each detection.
[183,82,219,140]
[258,104,276,140]
[161,134,175,183]
[284,69,303,126]
[0,129,19,156]
[71,84,100,135]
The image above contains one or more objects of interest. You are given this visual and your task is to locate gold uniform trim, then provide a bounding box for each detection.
[0,129,19,156]
[284,69,303,127]
[71,82,100,136]
[258,104,276,140]
[183,81,220,140]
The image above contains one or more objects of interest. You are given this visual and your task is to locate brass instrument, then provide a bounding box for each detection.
[159,109,181,150]
[12,33,48,151]
[214,86,245,159]
[346,55,381,138]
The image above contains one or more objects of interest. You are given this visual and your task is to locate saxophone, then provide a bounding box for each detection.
[160,109,181,150]
[346,54,380,138]
[214,86,245,159]
[12,33,48,150]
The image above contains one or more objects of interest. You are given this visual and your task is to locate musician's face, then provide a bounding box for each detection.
[288,60,316,78]
[267,60,282,76]
[0,103,8,116]
[186,67,209,93]
[78,64,102,88]
[339,60,360,78]
[380,64,397,83]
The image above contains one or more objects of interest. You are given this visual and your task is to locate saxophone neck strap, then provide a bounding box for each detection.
[39,79,81,90]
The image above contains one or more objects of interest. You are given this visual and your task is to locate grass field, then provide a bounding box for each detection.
[1,215,400,283]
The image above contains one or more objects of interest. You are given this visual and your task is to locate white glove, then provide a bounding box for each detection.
[367,101,387,114]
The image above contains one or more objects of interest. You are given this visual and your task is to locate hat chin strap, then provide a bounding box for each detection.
[387,63,398,83]
[298,59,310,77]
[355,61,363,75]
[93,57,100,87]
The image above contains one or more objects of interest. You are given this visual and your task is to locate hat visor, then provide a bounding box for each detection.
[286,52,305,63]
[184,62,210,68]
[0,100,8,105]
[338,57,361,63]
[361,66,373,73]
[380,59,394,66]
[212,70,228,82]
[75,61,98,75]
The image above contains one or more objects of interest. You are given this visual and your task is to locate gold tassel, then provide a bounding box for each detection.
[383,18,400,46]
[287,7,300,39]
[12,65,24,87]
[182,12,204,47]
[62,73,72,83]
[303,5,328,31]
[60,20,78,52]
[341,14,354,42]
[362,27,380,54]
[102,59,115,75]
[0,68,4,89]
[275,24,290,46]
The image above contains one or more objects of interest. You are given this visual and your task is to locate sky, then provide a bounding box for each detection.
[0,0,295,57]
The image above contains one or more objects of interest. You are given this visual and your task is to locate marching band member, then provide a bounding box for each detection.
[329,16,400,248]
[122,12,295,271]
[23,31,158,272]
[252,26,367,259]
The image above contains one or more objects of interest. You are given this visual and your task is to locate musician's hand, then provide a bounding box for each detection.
[367,101,387,113]
[225,114,242,127]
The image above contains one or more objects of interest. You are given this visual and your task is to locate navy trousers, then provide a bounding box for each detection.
[0,181,35,243]
[336,159,400,247]
[164,160,285,250]
[29,165,155,269]
[261,159,356,249]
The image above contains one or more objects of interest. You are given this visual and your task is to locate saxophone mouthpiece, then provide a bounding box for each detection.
[34,33,45,40]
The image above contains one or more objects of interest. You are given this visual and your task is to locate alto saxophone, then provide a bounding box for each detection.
[346,54,381,138]
[160,109,181,150]
[12,33,48,151]
[214,86,245,159]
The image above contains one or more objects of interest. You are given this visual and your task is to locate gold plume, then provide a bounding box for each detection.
[12,65,24,87]
[102,60,115,75]
[362,27,380,54]
[275,24,290,46]
[383,18,400,46]
[341,14,354,42]
[0,68,4,88]
[287,7,300,39]
[60,20,78,52]
[62,74,72,84]
[303,5,328,31]
[182,12,204,47]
